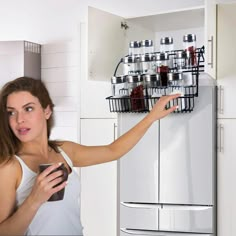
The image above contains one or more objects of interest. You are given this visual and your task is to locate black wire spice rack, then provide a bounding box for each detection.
[106,46,205,113]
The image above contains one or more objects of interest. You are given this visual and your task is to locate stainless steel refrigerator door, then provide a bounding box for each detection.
[159,205,213,233]
[159,86,216,205]
[120,203,159,231]
[120,229,212,235]
[119,113,159,203]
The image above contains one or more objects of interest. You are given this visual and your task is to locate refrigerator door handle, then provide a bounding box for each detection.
[218,85,224,114]
[113,122,117,141]
[220,124,224,153]
[217,124,220,153]
[217,123,224,153]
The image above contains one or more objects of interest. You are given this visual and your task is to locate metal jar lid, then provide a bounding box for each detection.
[183,34,196,42]
[140,53,154,62]
[167,72,183,81]
[126,75,143,83]
[129,41,141,48]
[142,74,160,82]
[156,52,169,61]
[176,50,187,59]
[141,39,153,47]
[111,76,127,84]
[160,37,173,45]
[122,55,137,63]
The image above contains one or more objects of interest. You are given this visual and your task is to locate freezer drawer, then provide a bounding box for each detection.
[159,205,213,233]
[119,113,159,203]
[120,228,212,235]
[120,203,159,231]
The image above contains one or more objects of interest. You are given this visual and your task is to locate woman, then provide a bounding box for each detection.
[0,77,179,235]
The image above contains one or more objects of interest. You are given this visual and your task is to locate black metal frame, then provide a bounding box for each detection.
[106,46,205,113]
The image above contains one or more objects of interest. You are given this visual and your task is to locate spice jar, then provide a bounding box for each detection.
[168,72,185,111]
[160,37,174,52]
[141,39,154,54]
[175,50,187,70]
[111,76,128,97]
[160,37,174,69]
[126,75,143,95]
[140,53,156,74]
[167,72,184,87]
[126,75,146,112]
[156,52,169,86]
[122,55,140,75]
[129,41,141,55]
[142,74,160,97]
[183,34,197,68]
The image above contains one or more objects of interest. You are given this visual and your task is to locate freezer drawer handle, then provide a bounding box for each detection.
[121,202,160,209]
[120,228,153,235]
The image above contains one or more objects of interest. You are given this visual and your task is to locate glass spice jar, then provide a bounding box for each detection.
[129,41,141,56]
[140,53,156,74]
[126,75,146,112]
[122,55,140,75]
[142,74,160,97]
[160,37,174,53]
[183,34,197,68]
[168,72,185,111]
[175,50,187,70]
[126,75,143,95]
[111,76,128,97]
[141,39,154,54]
[156,52,169,86]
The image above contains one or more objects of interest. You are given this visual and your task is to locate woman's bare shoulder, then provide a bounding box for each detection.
[59,141,84,166]
[0,158,21,224]
[60,141,82,152]
[0,158,21,188]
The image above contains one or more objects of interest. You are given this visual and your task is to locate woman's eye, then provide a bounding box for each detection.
[7,111,16,116]
[25,106,33,112]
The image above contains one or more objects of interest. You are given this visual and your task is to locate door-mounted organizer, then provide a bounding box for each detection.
[106,47,205,113]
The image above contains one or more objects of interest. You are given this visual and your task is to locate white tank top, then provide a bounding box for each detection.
[15,147,83,235]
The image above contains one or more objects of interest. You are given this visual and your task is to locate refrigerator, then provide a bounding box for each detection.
[117,76,216,236]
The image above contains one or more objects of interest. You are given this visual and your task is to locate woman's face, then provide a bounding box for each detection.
[6,91,51,143]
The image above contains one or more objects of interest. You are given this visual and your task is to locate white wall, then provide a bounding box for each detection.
[0,0,205,44]
[41,40,80,142]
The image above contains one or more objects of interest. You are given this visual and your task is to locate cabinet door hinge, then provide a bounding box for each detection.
[121,21,129,30]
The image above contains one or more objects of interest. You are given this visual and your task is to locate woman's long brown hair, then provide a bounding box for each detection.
[0,77,62,164]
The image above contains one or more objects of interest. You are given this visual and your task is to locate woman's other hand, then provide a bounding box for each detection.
[27,163,67,209]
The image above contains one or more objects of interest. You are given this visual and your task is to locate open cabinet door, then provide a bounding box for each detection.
[88,6,125,81]
[205,0,216,78]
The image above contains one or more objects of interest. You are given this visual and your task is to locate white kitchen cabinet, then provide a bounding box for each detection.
[80,22,117,119]
[81,5,208,118]
[80,118,117,236]
[217,119,236,236]
[215,3,236,236]
[217,3,236,80]
[217,79,236,119]
[204,0,216,78]
[87,6,205,83]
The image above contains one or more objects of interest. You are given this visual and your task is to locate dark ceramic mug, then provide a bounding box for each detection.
[39,163,69,201]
